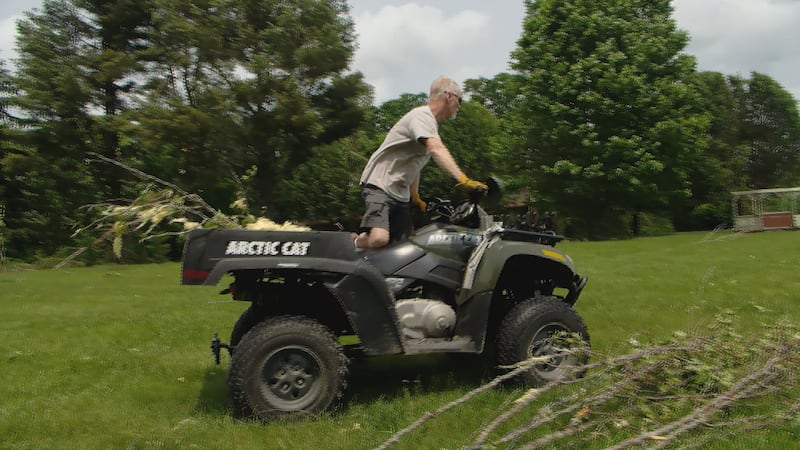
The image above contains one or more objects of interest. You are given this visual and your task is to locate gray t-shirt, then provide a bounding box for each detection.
[360,105,439,202]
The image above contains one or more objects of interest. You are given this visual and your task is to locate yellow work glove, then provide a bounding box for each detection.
[455,174,488,195]
[411,193,427,213]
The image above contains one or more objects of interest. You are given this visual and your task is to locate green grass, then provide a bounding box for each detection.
[1,230,799,449]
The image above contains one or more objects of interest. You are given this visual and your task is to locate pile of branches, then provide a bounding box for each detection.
[378,313,800,449]
[75,153,308,260]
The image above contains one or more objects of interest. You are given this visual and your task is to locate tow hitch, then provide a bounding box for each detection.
[210,333,232,364]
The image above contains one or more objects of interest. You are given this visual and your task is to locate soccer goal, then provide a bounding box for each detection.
[731,187,800,231]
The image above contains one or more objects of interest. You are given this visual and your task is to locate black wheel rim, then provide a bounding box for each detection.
[528,322,578,381]
[260,346,323,410]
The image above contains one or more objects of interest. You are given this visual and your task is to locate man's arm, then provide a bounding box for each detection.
[410,173,421,197]
[422,137,488,194]
[422,137,464,181]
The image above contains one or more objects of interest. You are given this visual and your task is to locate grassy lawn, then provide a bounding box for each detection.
[1,230,798,449]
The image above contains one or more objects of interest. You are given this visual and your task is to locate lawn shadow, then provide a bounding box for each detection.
[341,352,495,409]
[193,365,231,415]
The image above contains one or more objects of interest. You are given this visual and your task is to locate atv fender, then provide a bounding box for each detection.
[203,257,405,356]
[461,239,584,303]
[325,259,404,355]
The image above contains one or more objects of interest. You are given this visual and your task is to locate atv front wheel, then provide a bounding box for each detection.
[496,296,589,386]
[228,316,348,420]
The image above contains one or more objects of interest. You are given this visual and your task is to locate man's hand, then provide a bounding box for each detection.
[411,193,427,213]
[455,174,488,195]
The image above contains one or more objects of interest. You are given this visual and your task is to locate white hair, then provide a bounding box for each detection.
[429,76,461,100]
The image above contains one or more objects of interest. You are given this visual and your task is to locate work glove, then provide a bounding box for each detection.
[411,192,427,213]
[455,174,488,196]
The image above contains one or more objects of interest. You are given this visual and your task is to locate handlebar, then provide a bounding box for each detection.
[468,185,487,204]
[424,197,482,228]
[425,197,456,221]
[421,178,499,227]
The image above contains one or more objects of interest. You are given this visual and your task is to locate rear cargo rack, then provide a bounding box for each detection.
[498,228,564,246]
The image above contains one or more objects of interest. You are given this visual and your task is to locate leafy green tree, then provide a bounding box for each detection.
[3,0,158,260]
[76,0,153,197]
[463,73,532,198]
[733,72,800,188]
[464,73,523,118]
[3,0,101,259]
[674,71,800,229]
[130,0,371,218]
[4,0,370,260]
[672,71,746,229]
[511,0,707,239]
[273,133,369,229]
[0,63,13,259]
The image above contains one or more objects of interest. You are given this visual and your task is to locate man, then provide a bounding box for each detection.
[355,76,487,249]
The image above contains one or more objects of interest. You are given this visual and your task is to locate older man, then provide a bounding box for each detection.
[355,76,487,249]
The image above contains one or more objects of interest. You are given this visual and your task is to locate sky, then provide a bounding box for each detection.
[1,0,799,104]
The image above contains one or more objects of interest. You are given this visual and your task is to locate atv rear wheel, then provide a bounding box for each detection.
[228,316,348,421]
[496,296,589,386]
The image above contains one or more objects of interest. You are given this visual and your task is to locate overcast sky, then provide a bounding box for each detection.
[1,0,798,104]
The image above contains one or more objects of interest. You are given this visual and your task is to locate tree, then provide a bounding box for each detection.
[463,73,533,198]
[76,0,154,198]
[0,63,14,261]
[673,71,800,230]
[273,133,369,229]
[511,0,707,239]
[3,0,371,260]
[734,72,800,189]
[3,0,101,259]
[129,0,371,218]
[671,71,746,230]
[464,73,524,118]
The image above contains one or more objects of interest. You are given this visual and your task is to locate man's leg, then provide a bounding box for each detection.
[388,200,412,243]
[357,199,409,248]
[356,186,392,249]
[355,228,389,249]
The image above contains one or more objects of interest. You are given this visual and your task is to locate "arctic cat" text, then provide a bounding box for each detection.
[224,240,311,256]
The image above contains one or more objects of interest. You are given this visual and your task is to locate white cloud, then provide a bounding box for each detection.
[0,15,19,66]
[673,0,800,99]
[352,4,492,103]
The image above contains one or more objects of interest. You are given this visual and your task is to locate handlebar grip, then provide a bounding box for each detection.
[469,185,487,203]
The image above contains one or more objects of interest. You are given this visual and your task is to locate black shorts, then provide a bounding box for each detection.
[359,185,412,243]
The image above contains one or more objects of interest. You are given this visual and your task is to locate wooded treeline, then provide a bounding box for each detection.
[1,0,799,262]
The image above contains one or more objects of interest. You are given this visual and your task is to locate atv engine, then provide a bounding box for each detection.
[395,299,456,339]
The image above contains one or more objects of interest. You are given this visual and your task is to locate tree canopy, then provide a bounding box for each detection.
[508,0,709,238]
[1,0,799,263]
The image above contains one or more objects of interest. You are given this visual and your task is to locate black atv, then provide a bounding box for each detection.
[180,182,590,421]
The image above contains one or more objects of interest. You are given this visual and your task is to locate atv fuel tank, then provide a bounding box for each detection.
[364,241,426,274]
[410,223,483,262]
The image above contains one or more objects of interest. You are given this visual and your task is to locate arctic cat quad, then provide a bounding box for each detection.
[180,182,590,421]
